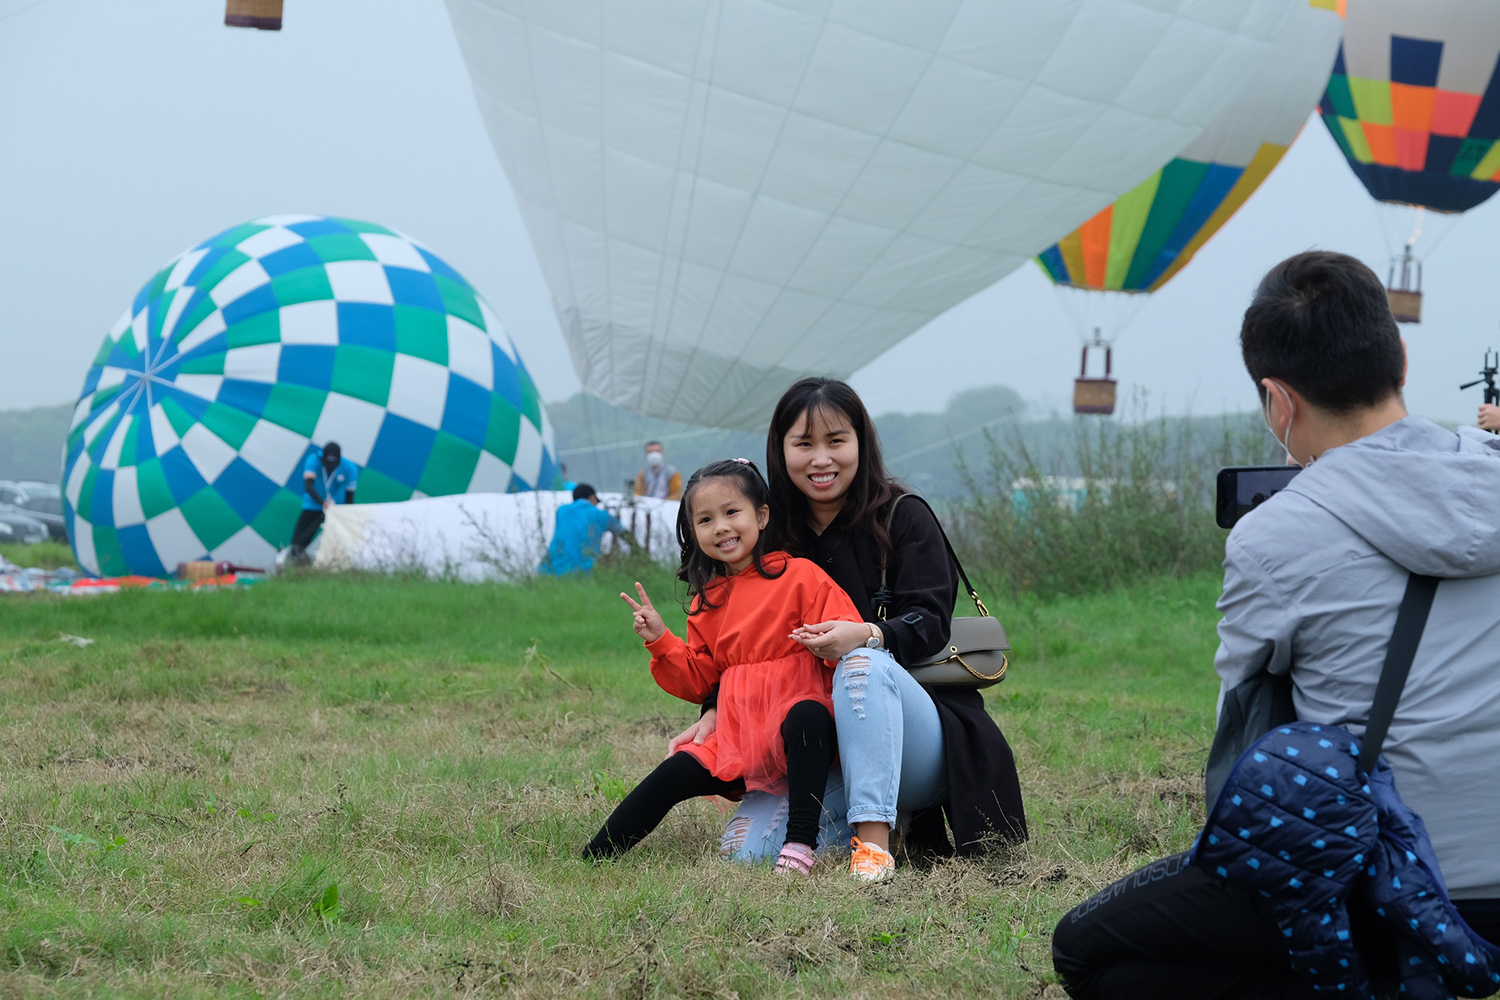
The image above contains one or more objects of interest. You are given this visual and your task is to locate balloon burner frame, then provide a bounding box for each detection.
[1387,245,1422,324]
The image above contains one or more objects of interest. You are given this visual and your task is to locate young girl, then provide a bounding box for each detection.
[582,459,864,873]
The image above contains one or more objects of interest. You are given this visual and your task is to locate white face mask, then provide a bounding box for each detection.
[646,451,664,468]
[1261,381,1309,468]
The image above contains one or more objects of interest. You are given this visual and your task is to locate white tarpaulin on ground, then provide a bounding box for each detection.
[313,492,679,580]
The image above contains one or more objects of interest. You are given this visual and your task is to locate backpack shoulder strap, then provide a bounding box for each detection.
[1359,573,1439,774]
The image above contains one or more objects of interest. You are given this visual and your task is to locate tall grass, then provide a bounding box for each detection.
[954,398,1280,600]
[0,540,75,570]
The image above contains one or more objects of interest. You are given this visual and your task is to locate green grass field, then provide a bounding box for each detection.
[1,541,76,570]
[0,560,1225,998]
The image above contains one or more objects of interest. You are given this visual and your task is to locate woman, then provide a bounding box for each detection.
[670,378,1027,880]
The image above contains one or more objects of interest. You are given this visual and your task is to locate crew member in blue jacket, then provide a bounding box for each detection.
[538,484,634,575]
[288,441,359,562]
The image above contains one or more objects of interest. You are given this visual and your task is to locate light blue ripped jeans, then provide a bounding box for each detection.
[718,647,948,862]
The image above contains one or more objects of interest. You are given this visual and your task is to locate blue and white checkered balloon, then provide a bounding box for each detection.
[65,215,560,577]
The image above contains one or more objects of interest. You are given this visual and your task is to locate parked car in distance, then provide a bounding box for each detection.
[0,481,66,542]
[0,504,49,545]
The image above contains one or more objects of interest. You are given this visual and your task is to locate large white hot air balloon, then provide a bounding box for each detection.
[448,0,1303,428]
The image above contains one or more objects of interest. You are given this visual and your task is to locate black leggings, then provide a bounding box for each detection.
[1052,851,1500,1000]
[584,699,834,859]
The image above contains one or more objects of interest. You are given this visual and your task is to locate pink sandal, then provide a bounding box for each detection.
[774,842,817,875]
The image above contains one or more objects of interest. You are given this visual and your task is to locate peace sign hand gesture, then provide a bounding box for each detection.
[620,582,667,644]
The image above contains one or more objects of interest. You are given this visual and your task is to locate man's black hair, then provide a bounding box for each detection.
[572,483,597,501]
[645,440,662,450]
[1240,251,1404,413]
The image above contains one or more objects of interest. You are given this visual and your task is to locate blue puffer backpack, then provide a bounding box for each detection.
[1192,721,1500,998]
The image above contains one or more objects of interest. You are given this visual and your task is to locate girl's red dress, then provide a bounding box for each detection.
[644,551,862,795]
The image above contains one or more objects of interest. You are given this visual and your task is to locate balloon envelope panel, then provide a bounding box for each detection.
[1038,1,1344,293]
[64,215,559,578]
[447,0,1303,428]
[1319,0,1500,213]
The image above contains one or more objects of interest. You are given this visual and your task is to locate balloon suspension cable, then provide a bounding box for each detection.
[1055,285,1148,348]
[1376,202,1460,268]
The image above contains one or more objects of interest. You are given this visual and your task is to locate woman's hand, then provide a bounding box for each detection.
[791,620,874,660]
[1479,404,1500,432]
[666,708,716,758]
[620,582,666,643]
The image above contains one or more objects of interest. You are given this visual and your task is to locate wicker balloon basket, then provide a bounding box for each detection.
[1073,378,1117,415]
[225,0,283,30]
[1386,247,1422,324]
[1073,342,1117,415]
[1387,288,1422,324]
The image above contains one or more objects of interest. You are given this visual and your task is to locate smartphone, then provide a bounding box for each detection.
[1215,466,1300,529]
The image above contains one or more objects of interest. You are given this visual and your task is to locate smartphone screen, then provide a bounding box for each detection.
[1215,466,1300,529]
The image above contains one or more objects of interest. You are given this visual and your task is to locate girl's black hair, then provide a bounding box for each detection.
[676,459,784,612]
[765,377,902,563]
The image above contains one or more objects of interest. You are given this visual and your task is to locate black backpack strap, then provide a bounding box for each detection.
[1359,573,1440,775]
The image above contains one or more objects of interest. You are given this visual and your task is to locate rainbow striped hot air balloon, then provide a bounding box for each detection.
[1038,0,1343,294]
[1035,0,1343,411]
[1317,0,1500,322]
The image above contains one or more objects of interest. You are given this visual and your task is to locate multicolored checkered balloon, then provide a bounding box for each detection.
[64,214,560,577]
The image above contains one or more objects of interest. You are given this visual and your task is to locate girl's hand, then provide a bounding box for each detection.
[620,582,667,644]
[790,620,873,660]
[666,708,716,758]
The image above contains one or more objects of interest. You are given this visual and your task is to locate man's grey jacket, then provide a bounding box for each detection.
[1216,415,1500,898]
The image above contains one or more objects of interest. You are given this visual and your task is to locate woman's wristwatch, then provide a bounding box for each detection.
[864,622,882,649]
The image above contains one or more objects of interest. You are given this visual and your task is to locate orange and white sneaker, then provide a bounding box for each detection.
[849,837,895,882]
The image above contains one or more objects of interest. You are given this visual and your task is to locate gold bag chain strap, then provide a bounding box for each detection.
[873,494,1005,682]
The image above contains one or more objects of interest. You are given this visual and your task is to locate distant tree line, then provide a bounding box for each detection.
[1,388,1268,503]
[0,403,71,483]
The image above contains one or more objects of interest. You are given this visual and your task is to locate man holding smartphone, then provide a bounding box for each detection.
[1052,251,1500,998]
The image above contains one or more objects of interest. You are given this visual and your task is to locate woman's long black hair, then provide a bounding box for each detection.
[675,459,785,613]
[765,377,902,563]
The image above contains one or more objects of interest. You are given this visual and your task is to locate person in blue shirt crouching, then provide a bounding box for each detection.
[538,484,635,575]
[288,441,359,565]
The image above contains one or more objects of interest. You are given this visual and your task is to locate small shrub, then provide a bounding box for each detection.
[954,396,1279,599]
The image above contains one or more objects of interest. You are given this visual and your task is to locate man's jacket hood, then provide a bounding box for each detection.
[1283,417,1500,578]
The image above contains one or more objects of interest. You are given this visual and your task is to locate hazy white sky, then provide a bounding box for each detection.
[3,0,1497,427]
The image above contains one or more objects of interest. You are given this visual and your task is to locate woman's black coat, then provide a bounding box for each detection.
[803,496,1028,854]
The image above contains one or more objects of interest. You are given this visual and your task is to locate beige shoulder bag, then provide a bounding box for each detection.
[872,494,1010,688]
